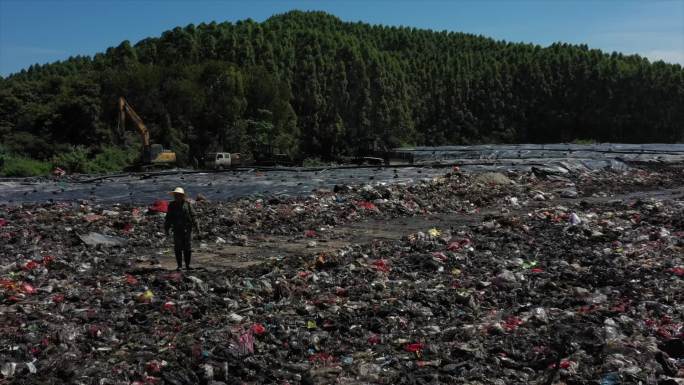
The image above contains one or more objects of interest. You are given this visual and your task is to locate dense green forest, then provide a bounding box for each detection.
[1,11,683,174]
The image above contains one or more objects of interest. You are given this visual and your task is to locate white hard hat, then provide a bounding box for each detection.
[170,187,185,195]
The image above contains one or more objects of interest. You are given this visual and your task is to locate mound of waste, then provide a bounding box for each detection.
[1,165,683,384]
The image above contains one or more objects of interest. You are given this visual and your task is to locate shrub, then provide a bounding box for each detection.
[51,146,90,173]
[87,146,137,173]
[0,155,51,177]
[302,157,326,167]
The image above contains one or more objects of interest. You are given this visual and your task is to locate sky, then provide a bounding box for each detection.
[1,0,683,77]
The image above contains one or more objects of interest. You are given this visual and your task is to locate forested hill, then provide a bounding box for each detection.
[1,11,683,166]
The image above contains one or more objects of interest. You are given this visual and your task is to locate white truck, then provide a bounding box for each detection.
[204,152,241,169]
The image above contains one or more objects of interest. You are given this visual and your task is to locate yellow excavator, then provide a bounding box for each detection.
[117,97,176,170]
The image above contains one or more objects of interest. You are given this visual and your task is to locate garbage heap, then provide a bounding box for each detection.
[1,165,683,384]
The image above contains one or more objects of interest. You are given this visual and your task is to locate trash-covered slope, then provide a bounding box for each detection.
[1,165,683,384]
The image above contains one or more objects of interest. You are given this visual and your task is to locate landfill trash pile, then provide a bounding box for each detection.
[1,164,683,384]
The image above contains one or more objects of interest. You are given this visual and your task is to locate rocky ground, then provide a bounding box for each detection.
[1,164,683,385]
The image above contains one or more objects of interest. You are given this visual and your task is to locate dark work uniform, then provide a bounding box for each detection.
[164,200,200,269]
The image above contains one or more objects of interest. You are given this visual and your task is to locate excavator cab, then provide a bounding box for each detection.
[148,144,176,164]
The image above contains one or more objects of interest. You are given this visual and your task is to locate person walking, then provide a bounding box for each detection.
[164,187,200,270]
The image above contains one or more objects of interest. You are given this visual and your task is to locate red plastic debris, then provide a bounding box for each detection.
[23,260,40,270]
[125,274,139,285]
[669,267,684,276]
[657,328,673,339]
[88,324,103,338]
[548,359,574,369]
[304,229,317,238]
[644,315,682,340]
[83,214,104,223]
[610,301,629,313]
[447,239,471,251]
[0,218,7,227]
[21,283,36,294]
[122,223,134,233]
[372,259,391,272]
[251,323,266,335]
[367,335,381,345]
[578,304,599,314]
[503,316,524,331]
[404,342,425,353]
[42,255,55,265]
[145,360,162,373]
[162,301,176,313]
[160,271,183,282]
[298,271,311,279]
[530,267,544,273]
[52,294,65,303]
[356,201,378,211]
[237,331,255,354]
[308,352,335,364]
[0,279,17,290]
[149,200,169,213]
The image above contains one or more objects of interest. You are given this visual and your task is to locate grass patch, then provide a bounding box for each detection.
[1,146,138,177]
[302,157,327,167]
[0,155,52,177]
[87,146,137,173]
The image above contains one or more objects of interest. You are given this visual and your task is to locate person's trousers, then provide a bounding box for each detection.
[173,229,192,268]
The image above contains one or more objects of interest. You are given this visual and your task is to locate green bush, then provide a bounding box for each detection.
[0,155,51,177]
[0,145,137,177]
[49,146,136,174]
[51,146,90,173]
[87,146,137,173]
[302,157,327,167]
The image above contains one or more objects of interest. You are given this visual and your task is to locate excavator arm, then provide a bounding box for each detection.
[118,97,150,147]
[116,96,176,169]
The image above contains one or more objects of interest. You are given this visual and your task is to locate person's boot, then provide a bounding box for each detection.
[184,249,192,270]
[175,248,183,271]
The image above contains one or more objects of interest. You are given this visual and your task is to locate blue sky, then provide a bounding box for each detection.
[1,0,682,76]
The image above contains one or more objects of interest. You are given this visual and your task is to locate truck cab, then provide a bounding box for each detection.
[205,152,240,169]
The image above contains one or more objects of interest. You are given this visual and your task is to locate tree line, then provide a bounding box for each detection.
[1,10,682,168]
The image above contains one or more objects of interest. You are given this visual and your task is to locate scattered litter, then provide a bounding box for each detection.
[78,232,127,247]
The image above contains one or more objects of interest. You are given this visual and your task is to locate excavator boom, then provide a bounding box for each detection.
[118,97,150,147]
[117,97,176,169]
